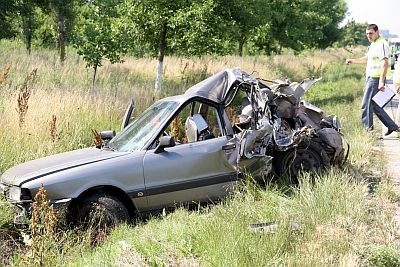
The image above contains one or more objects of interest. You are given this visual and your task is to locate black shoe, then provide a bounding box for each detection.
[384,127,400,136]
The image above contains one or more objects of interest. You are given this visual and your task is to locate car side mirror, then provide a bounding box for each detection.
[155,136,176,154]
[100,130,116,141]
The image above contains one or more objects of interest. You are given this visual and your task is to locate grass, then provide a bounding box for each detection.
[70,171,395,266]
[0,41,399,266]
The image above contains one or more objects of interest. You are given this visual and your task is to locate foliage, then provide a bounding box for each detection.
[47,0,77,59]
[0,0,17,39]
[72,0,130,84]
[302,0,347,48]
[169,0,235,56]
[213,0,270,56]
[31,7,58,48]
[338,19,369,47]
[366,245,400,267]
[1,0,354,90]
[0,0,357,59]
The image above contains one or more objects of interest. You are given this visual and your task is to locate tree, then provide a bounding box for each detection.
[73,0,129,86]
[123,0,236,90]
[339,19,368,47]
[0,0,17,39]
[245,0,311,54]
[169,0,234,56]
[47,0,76,62]
[16,0,47,54]
[125,0,193,91]
[19,1,35,54]
[247,0,348,54]
[214,0,269,57]
[301,0,347,48]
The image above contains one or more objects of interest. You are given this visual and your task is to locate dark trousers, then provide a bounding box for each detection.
[361,77,398,130]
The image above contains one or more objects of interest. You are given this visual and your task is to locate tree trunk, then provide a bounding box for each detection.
[92,65,97,89]
[155,23,167,91]
[238,32,245,57]
[58,13,66,62]
[22,4,34,55]
[57,0,66,63]
[24,14,33,55]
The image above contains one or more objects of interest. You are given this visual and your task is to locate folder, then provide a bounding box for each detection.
[372,86,396,108]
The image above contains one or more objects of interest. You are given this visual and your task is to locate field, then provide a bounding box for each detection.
[1,40,400,266]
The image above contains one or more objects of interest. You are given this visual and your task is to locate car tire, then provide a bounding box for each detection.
[274,140,329,182]
[75,193,130,229]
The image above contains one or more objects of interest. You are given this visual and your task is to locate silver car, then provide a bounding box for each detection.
[0,68,346,225]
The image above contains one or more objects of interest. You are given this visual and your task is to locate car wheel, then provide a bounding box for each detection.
[75,193,129,229]
[274,140,329,182]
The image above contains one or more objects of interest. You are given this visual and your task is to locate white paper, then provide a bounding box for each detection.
[372,86,396,108]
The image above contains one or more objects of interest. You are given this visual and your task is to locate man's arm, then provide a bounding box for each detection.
[346,55,368,64]
[378,58,388,90]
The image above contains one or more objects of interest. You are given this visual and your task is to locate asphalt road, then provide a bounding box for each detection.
[381,88,400,240]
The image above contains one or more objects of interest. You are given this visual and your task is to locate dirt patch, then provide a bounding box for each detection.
[115,243,148,267]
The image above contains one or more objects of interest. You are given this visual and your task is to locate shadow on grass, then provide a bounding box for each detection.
[308,90,363,108]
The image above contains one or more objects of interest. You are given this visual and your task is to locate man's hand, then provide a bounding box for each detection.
[345,59,354,65]
[378,81,385,91]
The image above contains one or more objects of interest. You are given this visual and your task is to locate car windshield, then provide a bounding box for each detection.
[108,101,179,152]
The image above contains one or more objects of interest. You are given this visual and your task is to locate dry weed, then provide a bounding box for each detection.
[16,68,37,128]
[92,129,103,148]
[24,186,59,266]
[0,66,10,87]
[170,117,181,142]
[49,114,59,142]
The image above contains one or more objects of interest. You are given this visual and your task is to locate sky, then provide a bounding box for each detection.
[345,0,400,36]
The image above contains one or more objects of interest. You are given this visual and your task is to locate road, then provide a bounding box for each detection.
[381,87,400,241]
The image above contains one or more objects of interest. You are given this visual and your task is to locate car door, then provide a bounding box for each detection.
[143,136,238,210]
[142,101,238,210]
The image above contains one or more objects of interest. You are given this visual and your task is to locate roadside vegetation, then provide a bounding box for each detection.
[1,42,400,266]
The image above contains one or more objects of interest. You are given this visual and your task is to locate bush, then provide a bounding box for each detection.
[366,245,400,267]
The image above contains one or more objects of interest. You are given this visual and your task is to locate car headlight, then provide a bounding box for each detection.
[9,186,21,201]
[9,186,31,201]
[0,183,7,193]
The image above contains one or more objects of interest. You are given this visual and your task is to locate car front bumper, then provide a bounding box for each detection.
[13,198,73,225]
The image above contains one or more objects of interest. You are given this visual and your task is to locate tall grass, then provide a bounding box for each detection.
[71,171,396,266]
[0,41,399,266]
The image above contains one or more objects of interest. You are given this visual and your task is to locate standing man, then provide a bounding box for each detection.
[346,24,399,135]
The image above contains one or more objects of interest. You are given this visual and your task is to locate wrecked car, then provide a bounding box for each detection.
[0,68,346,225]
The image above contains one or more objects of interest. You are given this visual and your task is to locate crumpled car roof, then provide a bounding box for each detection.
[184,67,245,104]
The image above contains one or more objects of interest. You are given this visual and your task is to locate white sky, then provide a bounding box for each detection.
[345,0,400,36]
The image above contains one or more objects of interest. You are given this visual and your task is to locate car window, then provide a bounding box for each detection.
[160,101,223,145]
[225,90,249,129]
[109,101,179,151]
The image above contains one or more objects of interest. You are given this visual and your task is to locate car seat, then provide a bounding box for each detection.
[185,114,214,142]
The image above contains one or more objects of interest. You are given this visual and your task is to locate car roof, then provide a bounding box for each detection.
[157,68,250,106]
[183,68,246,104]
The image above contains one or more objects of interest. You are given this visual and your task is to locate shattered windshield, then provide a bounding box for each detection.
[108,101,179,151]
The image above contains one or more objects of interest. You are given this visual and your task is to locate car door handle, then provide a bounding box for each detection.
[222,144,236,150]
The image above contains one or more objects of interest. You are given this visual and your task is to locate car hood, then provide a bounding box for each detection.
[1,147,127,186]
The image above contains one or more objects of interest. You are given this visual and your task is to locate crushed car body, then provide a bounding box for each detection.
[0,68,347,225]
